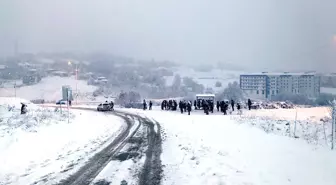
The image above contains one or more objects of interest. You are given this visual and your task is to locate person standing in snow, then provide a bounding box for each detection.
[247,99,252,110]
[149,101,153,110]
[230,99,235,111]
[21,103,27,114]
[183,100,187,112]
[223,102,228,115]
[143,99,147,110]
[110,101,114,111]
[237,103,241,115]
[194,100,197,110]
[187,101,192,115]
[216,101,220,112]
[179,101,183,113]
[203,101,209,115]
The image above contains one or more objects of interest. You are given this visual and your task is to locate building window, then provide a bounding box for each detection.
[272,90,274,95]
[262,90,265,95]
[257,90,259,94]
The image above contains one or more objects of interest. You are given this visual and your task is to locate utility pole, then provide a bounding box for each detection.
[67,89,70,124]
[332,100,336,150]
[14,81,16,98]
[75,64,78,105]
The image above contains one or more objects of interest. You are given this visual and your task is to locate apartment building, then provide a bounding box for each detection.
[240,72,320,100]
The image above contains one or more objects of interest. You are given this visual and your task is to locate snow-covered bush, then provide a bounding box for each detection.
[232,115,332,147]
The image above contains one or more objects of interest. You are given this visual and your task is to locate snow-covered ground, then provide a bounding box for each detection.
[243,107,330,122]
[321,87,336,95]
[0,76,98,102]
[121,107,336,185]
[0,97,125,185]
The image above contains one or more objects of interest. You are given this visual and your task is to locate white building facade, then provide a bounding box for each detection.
[240,72,320,100]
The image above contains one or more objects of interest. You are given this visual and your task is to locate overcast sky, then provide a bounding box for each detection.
[1,0,335,72]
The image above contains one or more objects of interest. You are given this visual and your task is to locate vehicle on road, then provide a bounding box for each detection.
[97,102,113,111]
[56,100,67,105]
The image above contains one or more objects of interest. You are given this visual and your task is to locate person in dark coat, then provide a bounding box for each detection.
[203,101,209,115]
[197,100,201,110]
[219,101,224,113]
[194,100,197,110]
[110,101,114,110]
[237,103,241,115]
[187,101,192,115]
[173,100,177,111]
[149,101,153,110]
[223,102,228,115]
[216,101,220,112]
[161,101,164,110]
[20,103,27,114]
[179,101,183,113]
[69,100,72,106]
[230,99,234,111]
[210,100,214,113]
[143,99,147,110]
[247,99,252,110]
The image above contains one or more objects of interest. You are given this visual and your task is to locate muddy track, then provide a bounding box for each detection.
[56,111,140,185]
[139,118,163,185]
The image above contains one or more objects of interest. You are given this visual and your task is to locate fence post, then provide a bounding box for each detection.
[331,100,336,150]
[293,108,298,138]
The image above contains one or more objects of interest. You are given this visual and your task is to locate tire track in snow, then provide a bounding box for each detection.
[39,105,163,185]
[138,119,163,185]
[55,110,140,185]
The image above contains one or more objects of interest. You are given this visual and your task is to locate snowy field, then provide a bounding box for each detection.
[121,107,336,185]
[0,76,98,102]
[321,87,336,95]
[0,97,125,185]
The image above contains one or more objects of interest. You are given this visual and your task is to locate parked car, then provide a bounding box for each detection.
[97,102,113,111]
[56,100,67,105]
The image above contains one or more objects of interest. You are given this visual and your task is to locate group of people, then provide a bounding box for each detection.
[142,98,253,116]
[161,100,178,111]
[194,99,215,115]
[160,99,192,115]
[142,99,153,110]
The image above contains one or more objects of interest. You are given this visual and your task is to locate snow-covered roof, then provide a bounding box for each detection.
[196,94,215,97]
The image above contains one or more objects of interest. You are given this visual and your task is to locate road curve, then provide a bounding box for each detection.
[41,106,163,185]
[56,111,138,185]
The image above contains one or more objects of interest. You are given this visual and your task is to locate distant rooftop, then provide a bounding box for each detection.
[241,71,317,76]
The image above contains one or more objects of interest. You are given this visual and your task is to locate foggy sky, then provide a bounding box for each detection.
[1,0,336,72]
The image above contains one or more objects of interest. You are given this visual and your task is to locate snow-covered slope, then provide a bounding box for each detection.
[0,97,125,185]
[0,76,98,102]
[121,108,336,185]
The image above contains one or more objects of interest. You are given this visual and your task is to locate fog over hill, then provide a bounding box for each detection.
[0,0,335,72]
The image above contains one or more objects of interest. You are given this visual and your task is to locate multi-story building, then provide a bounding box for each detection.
[240,72,320,100]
